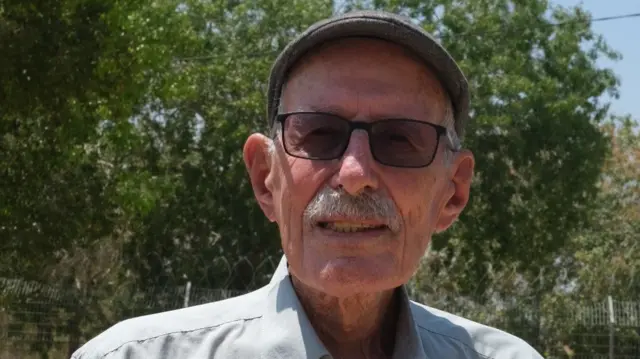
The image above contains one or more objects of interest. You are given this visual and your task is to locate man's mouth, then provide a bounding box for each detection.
[317,221,388,233]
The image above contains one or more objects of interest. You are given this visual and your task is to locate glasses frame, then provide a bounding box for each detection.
[274,111,450,168]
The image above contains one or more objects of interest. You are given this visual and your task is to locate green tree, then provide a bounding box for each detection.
[1,0,199,356]
[122,0,334,290]
[570,116,639,299]
[561,116,639,359]
[522,117,640,359]
[1,0,118,280]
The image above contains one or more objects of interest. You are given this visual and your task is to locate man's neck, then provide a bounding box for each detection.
[290,275,400,359]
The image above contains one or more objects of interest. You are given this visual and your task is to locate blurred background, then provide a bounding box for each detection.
[0,0,638,358]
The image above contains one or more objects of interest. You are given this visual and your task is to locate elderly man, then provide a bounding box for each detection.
[72,10,544,359]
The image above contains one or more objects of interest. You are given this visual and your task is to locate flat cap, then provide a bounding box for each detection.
[266,10,470,138]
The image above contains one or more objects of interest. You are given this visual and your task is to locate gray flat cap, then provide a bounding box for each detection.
[266,10,470,138]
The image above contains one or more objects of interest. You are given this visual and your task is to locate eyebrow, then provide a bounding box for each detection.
[304,104,355,117]
[303,104,434,122]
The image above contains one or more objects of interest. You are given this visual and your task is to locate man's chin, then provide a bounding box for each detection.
[302,256,402,296]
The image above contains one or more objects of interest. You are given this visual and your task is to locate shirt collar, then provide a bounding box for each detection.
[261,255,427,359]
[269,254,290,284]
[261,256,331,359]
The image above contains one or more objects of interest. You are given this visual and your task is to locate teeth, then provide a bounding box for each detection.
[324,222,383,233]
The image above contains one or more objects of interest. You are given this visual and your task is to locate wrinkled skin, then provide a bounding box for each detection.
[243,38,474,358]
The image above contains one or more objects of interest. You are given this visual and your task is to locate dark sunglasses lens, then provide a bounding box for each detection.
[371,120,439,167]
[283,113,350,159]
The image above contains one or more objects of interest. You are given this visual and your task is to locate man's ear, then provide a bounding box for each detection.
[243,133,276,222]
[435,150,474,233]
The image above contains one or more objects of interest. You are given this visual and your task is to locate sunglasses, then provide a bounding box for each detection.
[274,112,450,168]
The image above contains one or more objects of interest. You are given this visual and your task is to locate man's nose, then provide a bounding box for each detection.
[332,130,379,195]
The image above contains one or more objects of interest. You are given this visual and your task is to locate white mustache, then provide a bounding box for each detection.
[303,186,401,232]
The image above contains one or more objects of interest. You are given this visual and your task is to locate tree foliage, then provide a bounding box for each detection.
[570,116,640,299]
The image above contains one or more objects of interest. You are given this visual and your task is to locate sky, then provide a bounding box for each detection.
[552,0,640,119]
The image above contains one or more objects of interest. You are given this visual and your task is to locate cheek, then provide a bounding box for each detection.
[284,158,329,212]
[392,173,444,275]
[275,158,333,247]
[272,158,318,215]
[400,173,440,231]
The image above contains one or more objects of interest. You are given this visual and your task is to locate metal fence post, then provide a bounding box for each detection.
[184,281,192,308]
[608,295,615,359]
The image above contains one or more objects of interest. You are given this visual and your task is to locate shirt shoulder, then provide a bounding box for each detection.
[410,301,544,359]
[71,285,269,359]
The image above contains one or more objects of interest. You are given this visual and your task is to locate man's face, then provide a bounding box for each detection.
[244,38,474,296]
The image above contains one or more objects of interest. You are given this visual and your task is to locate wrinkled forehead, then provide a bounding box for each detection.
[280,37,448,120]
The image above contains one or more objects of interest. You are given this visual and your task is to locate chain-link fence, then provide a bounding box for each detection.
[1,276,638,359]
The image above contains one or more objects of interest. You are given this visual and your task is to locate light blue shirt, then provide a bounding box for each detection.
[72,256,543,358]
